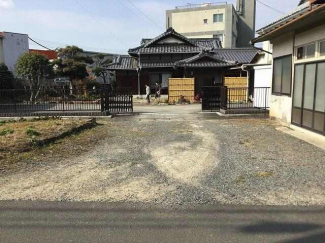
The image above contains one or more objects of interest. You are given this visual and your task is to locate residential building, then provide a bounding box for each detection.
[107,28,259,95]
[0,32,29,74]
[252,0,325,137]
[166,0,256,48]
[79,51,115,84]
[29,49,58,60]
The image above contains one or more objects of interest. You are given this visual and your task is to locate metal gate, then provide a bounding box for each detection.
[201,86,222,111]
[103,91,133,114]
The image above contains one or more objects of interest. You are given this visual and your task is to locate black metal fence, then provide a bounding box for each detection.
[0,88,133,116]
[201,86,222,111]
[221,87,271,112]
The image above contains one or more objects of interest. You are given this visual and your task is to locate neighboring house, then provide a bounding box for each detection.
[29,49,58,60]
[107,28,259,95]
[29,49,68,88]
[79,51,115,84]
[252,0,325,137]
[166,0,256,48]
[0,32,29,74]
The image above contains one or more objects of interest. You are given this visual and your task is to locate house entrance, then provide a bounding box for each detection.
[292,61,325,136]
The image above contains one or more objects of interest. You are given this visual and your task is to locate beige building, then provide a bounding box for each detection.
[166,0,256,48]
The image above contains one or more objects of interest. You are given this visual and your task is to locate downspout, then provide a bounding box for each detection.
[137,53,141,98]
[241,64,251,101]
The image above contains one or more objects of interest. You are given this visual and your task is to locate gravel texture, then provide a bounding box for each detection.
[0,107,324,206]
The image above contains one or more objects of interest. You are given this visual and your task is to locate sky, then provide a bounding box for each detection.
[0,0,300,54]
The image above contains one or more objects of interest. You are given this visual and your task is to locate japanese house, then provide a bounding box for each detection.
[252,0,325,137]
[107,28,259,95]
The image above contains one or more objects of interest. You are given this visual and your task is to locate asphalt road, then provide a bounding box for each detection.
[0,201,325,243]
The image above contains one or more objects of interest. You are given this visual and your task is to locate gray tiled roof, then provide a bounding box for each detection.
[130,45,205,54]
[106,55,138,70]
[214,49,258,64]
[140,62,175,68]
[129,28,222,55]
[175,50,237,68]
[256,2,310,34]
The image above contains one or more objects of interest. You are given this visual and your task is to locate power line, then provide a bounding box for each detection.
[114,0,163,31]
[256,0,286,15]
[31,37,126,53]
[125,0,164,31]
[73,0,129,47]
[28,37,53,51]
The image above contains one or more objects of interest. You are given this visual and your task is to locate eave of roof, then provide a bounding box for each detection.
[252,3,325,44]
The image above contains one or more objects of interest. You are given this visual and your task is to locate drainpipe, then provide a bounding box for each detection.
[241,64,251,102]
[137,53,141,98]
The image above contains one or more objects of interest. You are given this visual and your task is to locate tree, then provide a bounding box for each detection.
[0,64,15,89]
[16,53,53,101]
[93,54,113,85]
[54,46,93,89]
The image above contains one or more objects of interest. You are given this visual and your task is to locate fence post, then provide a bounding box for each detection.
[101,89,105,112]
[221,86,228,110]
[13,89,17,114]
[62,89,65,113]
[265,88,268,111]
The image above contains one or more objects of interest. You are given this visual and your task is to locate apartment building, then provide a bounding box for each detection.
[166,0,256,48]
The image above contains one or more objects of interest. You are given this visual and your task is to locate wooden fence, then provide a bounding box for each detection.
[168,78,195,103]
[224,77,248,102]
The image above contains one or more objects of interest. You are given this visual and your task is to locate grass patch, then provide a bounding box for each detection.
[235,175,246,184]
[0,129,15,136]
[0,119,112,172]
[26,127,41,137]
[0,121,5,126]
[256,171,274,178]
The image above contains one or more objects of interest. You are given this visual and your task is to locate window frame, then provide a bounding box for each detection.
[295,42,316,60]
[203,19,208,25]
[319,40,325,57]
[272,55,293,96]
[213,14,224,23]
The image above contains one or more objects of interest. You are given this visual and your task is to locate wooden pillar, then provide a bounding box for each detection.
[137,69,141,97]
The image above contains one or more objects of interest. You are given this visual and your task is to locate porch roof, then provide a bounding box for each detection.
[175,50,237,68]
[252,2,325,43]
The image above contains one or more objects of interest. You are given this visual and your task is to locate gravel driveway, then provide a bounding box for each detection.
[1,105,324,206]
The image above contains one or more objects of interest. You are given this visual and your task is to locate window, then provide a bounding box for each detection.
[272,55,292,95]
[320,41,325,56]
[297,47,305,60]
[296,43,316,60]
[213,14,223,23]
[306,43,316,58]
[292,61,325,134]
[213,34,223,42]
[203,19,208,24]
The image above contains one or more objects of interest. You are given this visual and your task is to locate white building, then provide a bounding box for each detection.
[0,32,29,74]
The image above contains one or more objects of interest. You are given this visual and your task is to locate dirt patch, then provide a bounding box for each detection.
[0,118,111,172]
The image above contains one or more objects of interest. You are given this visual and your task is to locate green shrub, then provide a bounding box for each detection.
[0,129,15,136]
[26,127,41,137]
[0,121,5,126]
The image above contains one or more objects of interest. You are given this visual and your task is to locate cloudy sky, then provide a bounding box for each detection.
[0,0,300,54]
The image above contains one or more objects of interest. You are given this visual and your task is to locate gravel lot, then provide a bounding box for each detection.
[0,105,324,206]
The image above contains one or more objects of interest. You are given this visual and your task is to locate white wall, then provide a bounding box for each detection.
[254,65,272,108]
[2,32,29,73]
[254,65,272,87]
[269,32,294,125]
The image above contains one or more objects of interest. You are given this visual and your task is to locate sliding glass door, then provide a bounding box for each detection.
[292,61,325,135]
